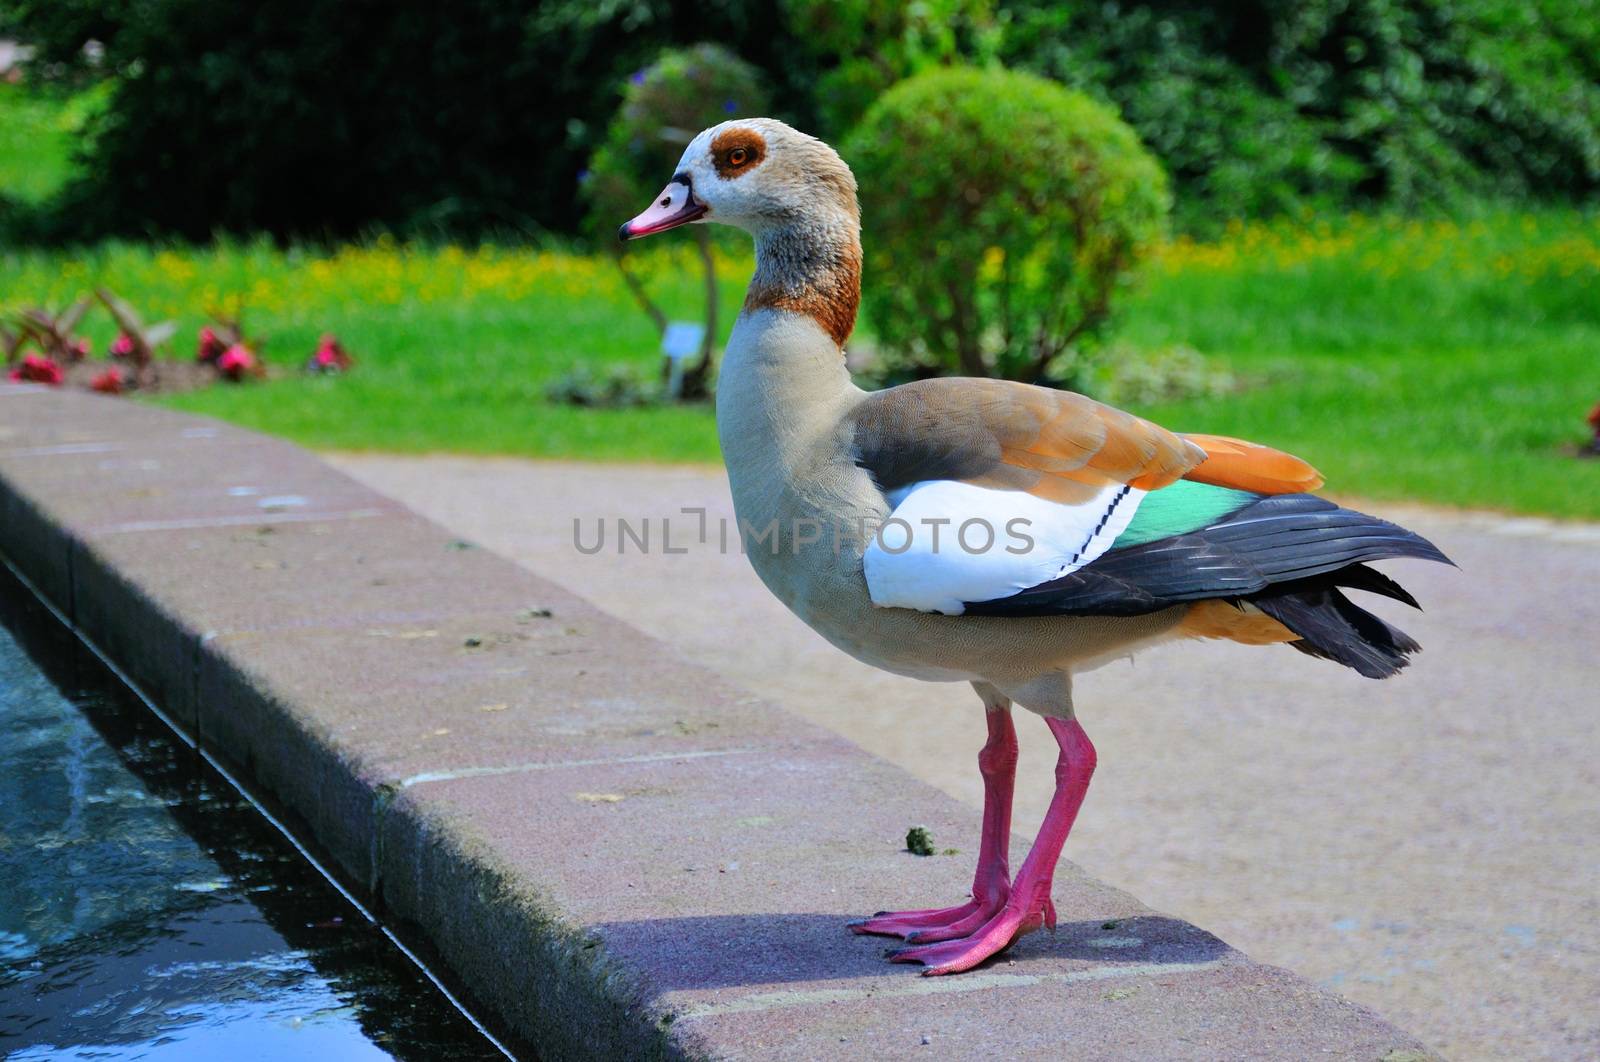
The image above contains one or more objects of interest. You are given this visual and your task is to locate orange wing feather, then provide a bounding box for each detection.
[961,381,1206,499]
[850,383,1324,503]
[1180,433,1323,494]
[851,378,1210,506]
[1178,599,1299,645]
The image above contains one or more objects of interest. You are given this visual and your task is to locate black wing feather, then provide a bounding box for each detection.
[1254,589,1423,678]
[963,493,1450,617]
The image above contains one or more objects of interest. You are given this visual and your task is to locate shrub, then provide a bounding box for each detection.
[5,0,800,241]
[7,0,1597,240]
[544,363,662,409]
[583,43,768,399]
[844,66,1169,384]
[1089,343,1238,408]
[999,0,1600,226]
[781,0,1002,137]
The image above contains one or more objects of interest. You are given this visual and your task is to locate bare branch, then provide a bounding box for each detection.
[611,248,669,337]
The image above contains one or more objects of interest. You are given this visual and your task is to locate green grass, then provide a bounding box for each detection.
[0,78,1594,517]
[1122,213,1600,519]
[0,239,742,463]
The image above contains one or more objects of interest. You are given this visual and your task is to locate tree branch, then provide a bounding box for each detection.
[612,249,669,337]
[682,226,719,399]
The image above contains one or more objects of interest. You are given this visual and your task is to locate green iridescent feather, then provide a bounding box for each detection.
[1111,479,1260,549]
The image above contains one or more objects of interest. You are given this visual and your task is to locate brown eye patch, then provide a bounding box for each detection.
[711,128,767,179]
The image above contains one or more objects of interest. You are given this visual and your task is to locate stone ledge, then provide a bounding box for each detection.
[0,388,1435,1060]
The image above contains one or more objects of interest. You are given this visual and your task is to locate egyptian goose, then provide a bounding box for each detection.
[620,119,1450,976]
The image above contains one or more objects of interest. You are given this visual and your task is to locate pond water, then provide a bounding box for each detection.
[0,569,512,1060]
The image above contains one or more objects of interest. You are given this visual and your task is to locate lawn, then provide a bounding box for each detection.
[1126,213,1600,518]
[2,238,742,463]
[2,90,1596,519]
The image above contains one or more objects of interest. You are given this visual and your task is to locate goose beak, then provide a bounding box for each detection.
[618,176,707,241]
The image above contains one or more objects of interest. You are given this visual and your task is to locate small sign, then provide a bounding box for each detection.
[661,322,705,362]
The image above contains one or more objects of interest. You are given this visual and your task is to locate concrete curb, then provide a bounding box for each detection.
[0,386,1436,1059]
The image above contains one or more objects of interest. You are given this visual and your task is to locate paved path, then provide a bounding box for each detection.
[335,453,1600,1061]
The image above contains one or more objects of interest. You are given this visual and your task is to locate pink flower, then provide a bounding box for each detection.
[218,344,258,380]
[71,337,92,361]
[90,367,124,394]
[305,334,353,374]
[110,332,136,359]
[8,353,64,386]
[197,326,226,364]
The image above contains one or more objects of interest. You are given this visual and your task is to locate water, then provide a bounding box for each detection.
[0,569,512,1060]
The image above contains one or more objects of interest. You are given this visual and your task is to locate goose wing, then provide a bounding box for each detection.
[847,377,1322,614]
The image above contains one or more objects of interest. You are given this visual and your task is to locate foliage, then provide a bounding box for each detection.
[544,363,662,409]
[782,0,1002,137]
[0,283,253,392]
[0,0,134,76]
[845,66,1169,383]
[5,0,1599,238]
[1089,343,1237,408]
[0,81,105,218]
[96,287,175,379]
[999,0,1600,226]
[2,0,800,241]
[8,297,91,364]
[583,43,768,398]
[584,44,770,229]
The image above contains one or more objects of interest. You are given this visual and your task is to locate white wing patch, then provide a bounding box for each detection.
[863,480,1146,614]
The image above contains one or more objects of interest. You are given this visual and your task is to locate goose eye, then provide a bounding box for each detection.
[728,147,748,166]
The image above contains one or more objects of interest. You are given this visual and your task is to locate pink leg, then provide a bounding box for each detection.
[850,701,1019,940]
[890,716,1096,975]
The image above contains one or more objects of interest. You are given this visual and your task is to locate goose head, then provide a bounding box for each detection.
[618,118,857,241]
[618,118,863,347]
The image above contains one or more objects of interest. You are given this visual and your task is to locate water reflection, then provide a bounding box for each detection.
[0,576,509,1060]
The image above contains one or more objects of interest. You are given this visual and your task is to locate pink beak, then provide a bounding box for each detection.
[618,177,707,241]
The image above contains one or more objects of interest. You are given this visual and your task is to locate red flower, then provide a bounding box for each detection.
[90,367,125,394]
[306,334,353,374]
[110,332,137,359]
[197,326,226,364]
[218,344,258,381]
[8,353,64,386]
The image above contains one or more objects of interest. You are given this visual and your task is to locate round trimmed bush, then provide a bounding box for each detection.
[844,66,1169,384]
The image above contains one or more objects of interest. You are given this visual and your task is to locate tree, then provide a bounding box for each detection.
[582,43,769,399]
